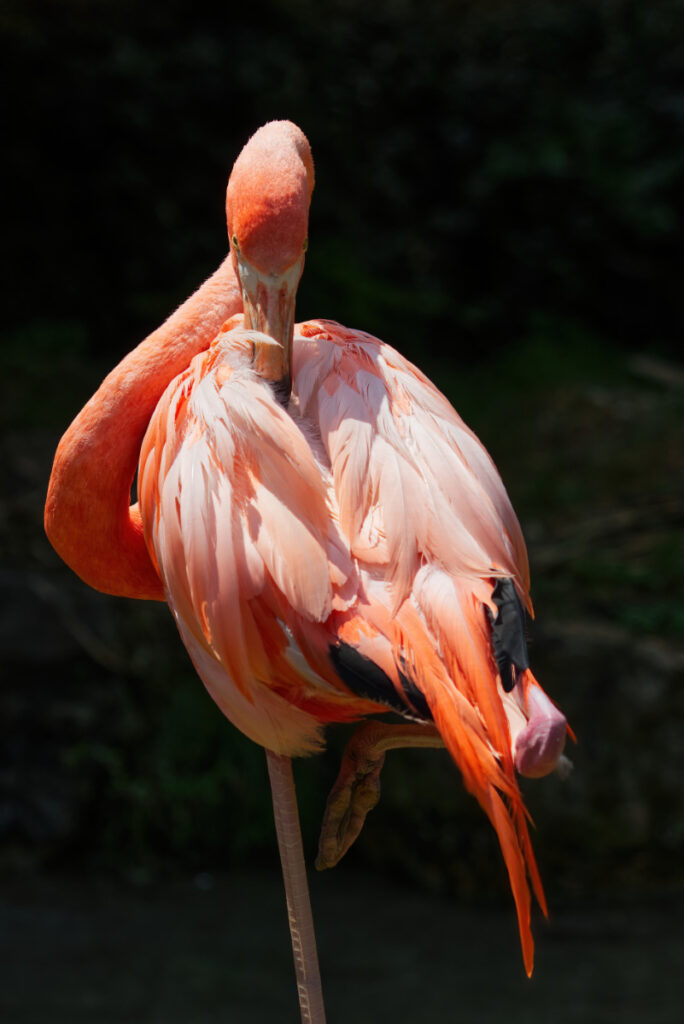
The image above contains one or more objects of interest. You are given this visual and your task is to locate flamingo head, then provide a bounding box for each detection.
[226,121,314,389]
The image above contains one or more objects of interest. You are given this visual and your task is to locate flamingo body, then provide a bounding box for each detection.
[46,121,568,987]
[137,311,565,972]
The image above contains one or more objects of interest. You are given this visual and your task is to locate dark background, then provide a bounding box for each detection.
[2,0,684,1020]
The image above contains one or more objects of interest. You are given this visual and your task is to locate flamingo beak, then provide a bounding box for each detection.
[234,252,305,391]
[503,678,569,779]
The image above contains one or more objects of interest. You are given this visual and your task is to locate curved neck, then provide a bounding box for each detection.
[45,256,242,600]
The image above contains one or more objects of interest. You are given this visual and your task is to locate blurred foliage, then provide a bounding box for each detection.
[3,0,684,366]
[2,0,684,904]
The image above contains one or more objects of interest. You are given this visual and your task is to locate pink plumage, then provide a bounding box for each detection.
[137,311,567,973]
[46,122,569,997]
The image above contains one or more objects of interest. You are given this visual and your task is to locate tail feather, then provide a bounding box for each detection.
[416,652,543,975]
[416,570,516,777]
[329,581,548,973]
[388,596,545,975]
[488,791,535,977]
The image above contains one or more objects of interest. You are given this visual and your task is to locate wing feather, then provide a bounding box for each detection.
[140,316,559,973]
[295,320,528,602]
[294,319,549,971]
[139,329,357,754]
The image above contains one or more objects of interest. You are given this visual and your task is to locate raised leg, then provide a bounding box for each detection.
[266,750,327,1024]
[316,721,444,870]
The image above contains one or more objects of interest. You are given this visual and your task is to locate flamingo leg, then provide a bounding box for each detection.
[266,750,327,1024]
[316,721,444,871]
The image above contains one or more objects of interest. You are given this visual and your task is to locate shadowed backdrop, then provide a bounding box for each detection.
[2,1,683,1020]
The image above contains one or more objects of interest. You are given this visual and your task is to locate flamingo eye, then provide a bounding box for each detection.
[231,234,240,251]
[302,238,308,253]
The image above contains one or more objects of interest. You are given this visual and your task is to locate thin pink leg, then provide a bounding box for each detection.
[266,750,327,1024]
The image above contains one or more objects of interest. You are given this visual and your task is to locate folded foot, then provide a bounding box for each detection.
[316,721,443,870]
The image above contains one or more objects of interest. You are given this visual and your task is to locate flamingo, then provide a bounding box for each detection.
[45,120,568,1023]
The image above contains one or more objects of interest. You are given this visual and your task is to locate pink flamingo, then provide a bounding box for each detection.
[45,121,568,1023]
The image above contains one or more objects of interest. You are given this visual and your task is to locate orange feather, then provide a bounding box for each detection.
[46,121,568,983]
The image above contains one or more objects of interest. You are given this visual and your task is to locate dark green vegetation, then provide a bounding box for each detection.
[4,0,684,364]
[2,1,683,1012]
